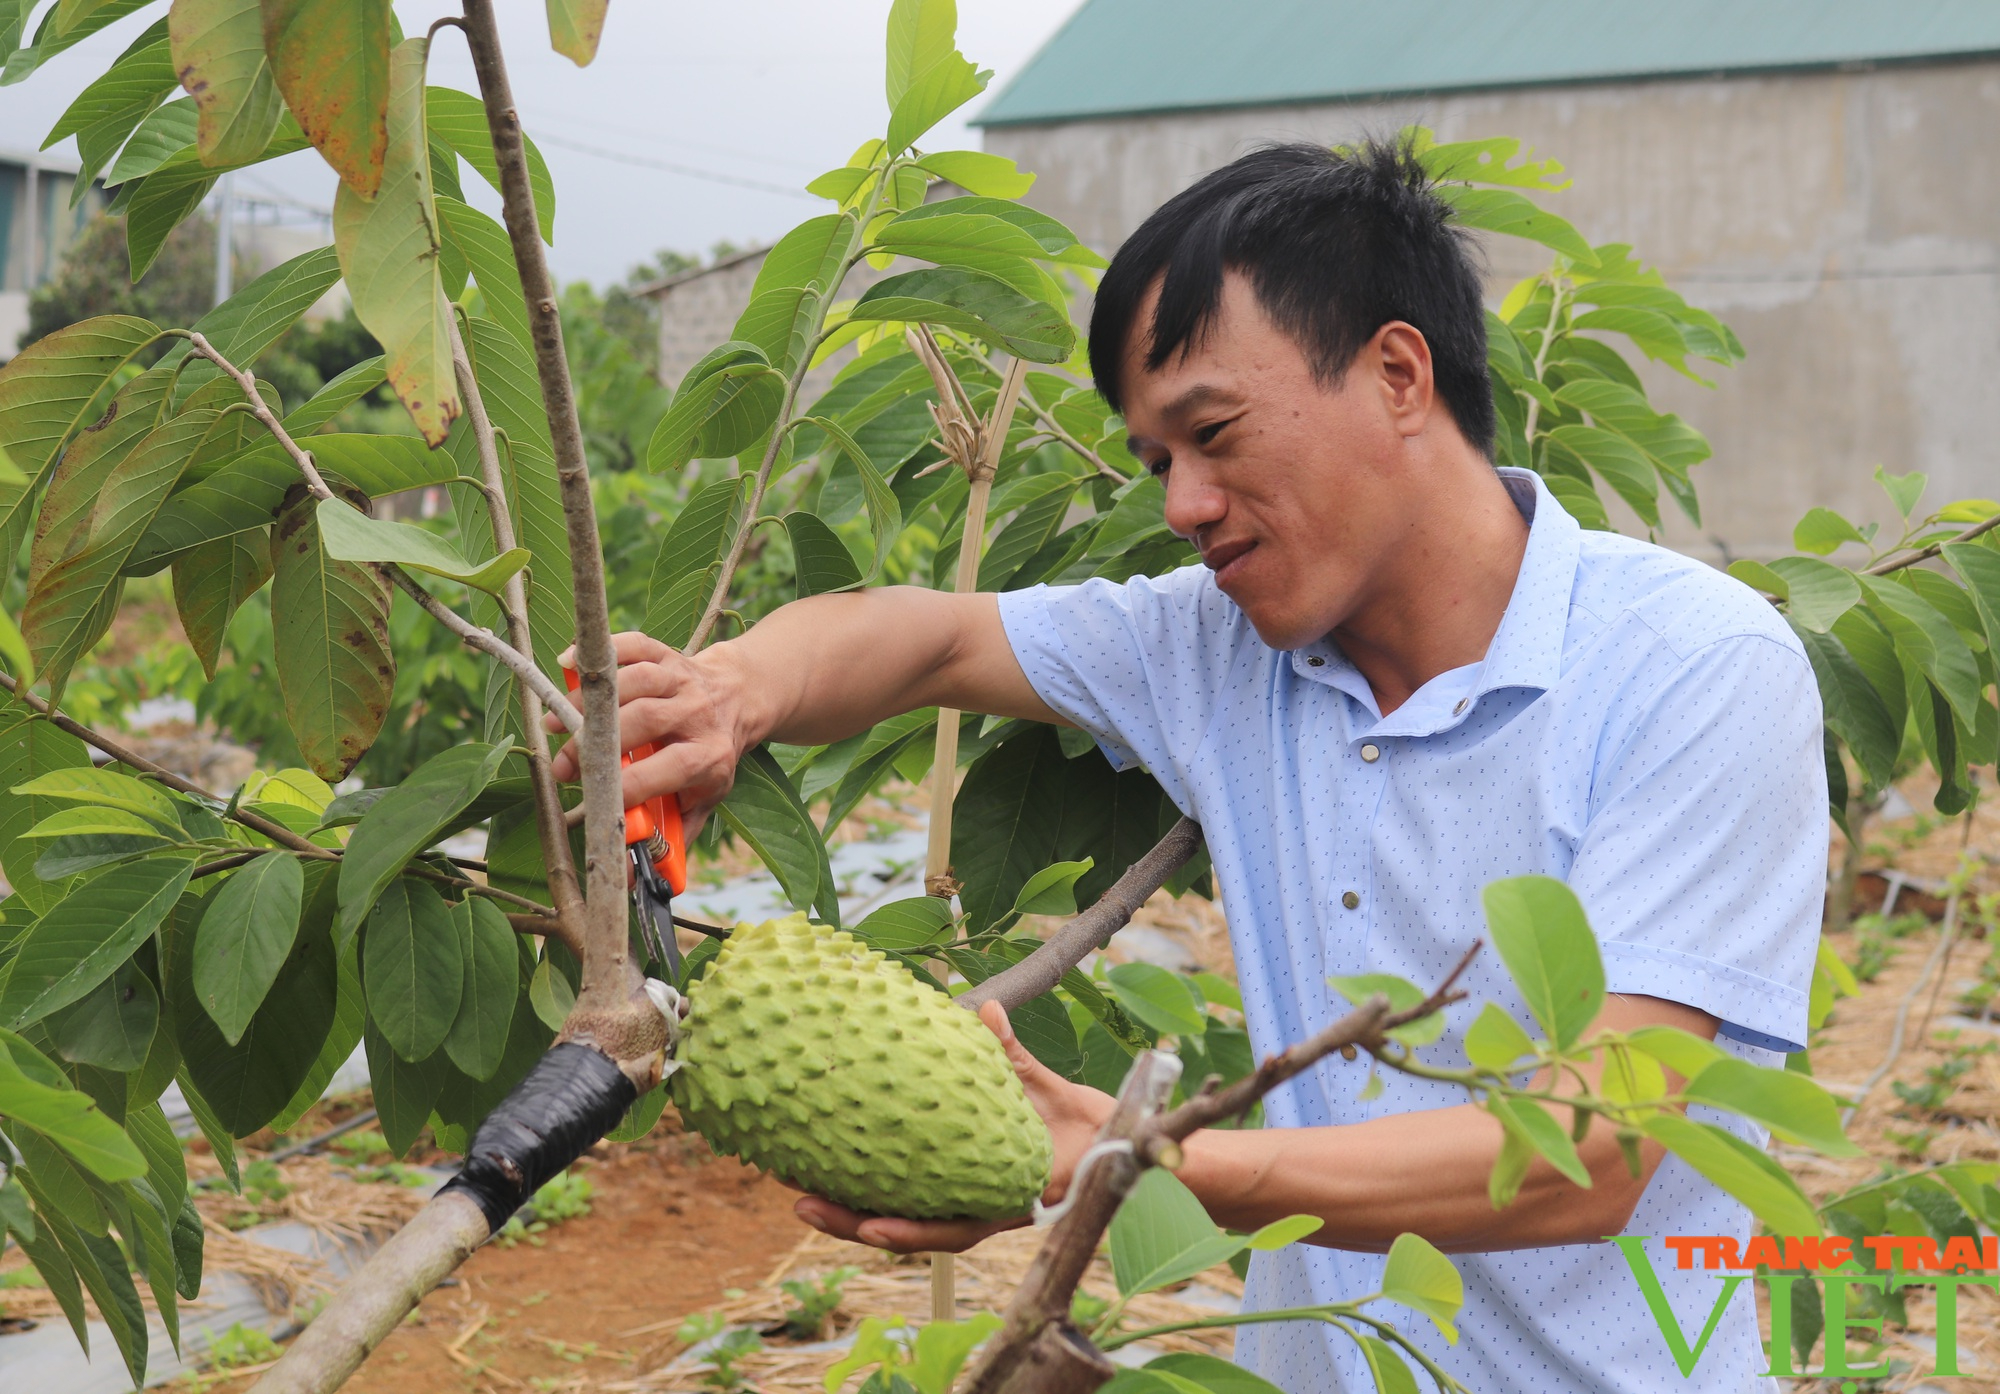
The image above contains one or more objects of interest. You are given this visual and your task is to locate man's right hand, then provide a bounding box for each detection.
[547,632,747,835]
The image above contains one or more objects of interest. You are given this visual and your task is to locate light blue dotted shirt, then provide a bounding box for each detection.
[997,469,1824,1394]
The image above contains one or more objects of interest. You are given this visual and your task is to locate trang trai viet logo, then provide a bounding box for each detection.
[1613,1234,2000,1382]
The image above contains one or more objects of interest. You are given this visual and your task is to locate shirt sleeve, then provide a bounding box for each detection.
[1567,633,1827,1054]
[996,568,1246,815]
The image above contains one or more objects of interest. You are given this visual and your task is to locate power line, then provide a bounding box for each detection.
[527,130,820,200]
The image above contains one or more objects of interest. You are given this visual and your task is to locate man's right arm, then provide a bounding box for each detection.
[548,586,1062,827]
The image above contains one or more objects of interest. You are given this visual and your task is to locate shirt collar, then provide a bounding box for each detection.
[1289,467,1582,736]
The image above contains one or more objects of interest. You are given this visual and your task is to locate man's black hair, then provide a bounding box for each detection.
[1088,139,1496,457]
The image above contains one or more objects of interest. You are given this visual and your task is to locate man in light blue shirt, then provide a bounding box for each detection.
[566,141,1823,1392]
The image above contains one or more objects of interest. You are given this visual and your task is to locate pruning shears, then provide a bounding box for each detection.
[563,666,689,977]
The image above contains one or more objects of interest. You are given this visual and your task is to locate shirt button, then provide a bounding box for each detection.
[1307,656,1325,667]
[1360,743,1381,763]
[1341,890,1360,910]
[1453,699,1468,715]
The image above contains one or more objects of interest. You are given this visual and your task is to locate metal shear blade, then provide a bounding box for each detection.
[630,846,681,979]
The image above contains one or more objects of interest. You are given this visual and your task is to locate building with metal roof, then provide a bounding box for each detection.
[973,1,2000,557]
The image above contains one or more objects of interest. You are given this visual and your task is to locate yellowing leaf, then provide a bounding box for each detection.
[333,38,460,445]
[168,0,284,166]
[262,0,393,195]
[546,0,607,65]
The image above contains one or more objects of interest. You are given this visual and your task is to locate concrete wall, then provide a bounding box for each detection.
[982,59,2000,559]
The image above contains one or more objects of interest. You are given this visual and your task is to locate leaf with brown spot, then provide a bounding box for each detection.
[332,37,460,445]
[545,0,607,65]
[261,0,392,196]
[168,0,285,167]
[172,528,272,678]
[270,484,393,780]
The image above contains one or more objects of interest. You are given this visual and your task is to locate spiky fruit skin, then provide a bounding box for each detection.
[671,913,1052,1220]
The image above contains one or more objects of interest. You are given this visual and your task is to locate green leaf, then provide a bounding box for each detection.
[647,342,785,471]
[1493,1096,1591,1188]
[271,484,395,781]
[283,354,387,435]
[528,954,574,1030]
[1943,541,2000,661]
[1764,556,1861,634]
[0,1030,146,1179]
[1874,464,1927,519]
[361,878,463,1062]
[646,475,741,627]
[852,896,954,951]
[1831,605,1908,743]
[1378,1231,1463,1341]
[546,0,606,64]
[364,1017,447,1157]
[1859,575,1983,726]
[1463,1002,1535,1073]
[0,702,93,914]
[1642,1112,1820,1236]
[1109,1167,1240,1296]
[426,86,556,243]
[443,896,517,1081]
[1793,506,1867,556]
[1106,962,1206,1038]
[334,39,459,445]
[0,315,161,576]
[1623,1025,1727,1084]
[1436,185,1593,261]
[850,266,1074,364]
[1139,1355,1284,1394]
[886,45,987,155]
[436,195,530,350]
[167,0,284,166]
[914,149,1034,199]
[13,767,180,827]
[262,0,391,194]
[46,958,158,1070]
[23,404,219,695]
[1479,876,1604,1050]
[314,495,527,593]
[736,214,860,372]
[1682,1058,1859,1156]
[783,509,863,598]
[794,415,902,583]
[45,20,176,192]
[875,198,1083,263]
[1542,424,1659,529]
[173,864,339,1136]
[1355,1337,1422,1394]
[884,0,958,106]
[719,746,836,925]
[337,741,511,948]
[192,852,305,1046]
[1328,971,1445,1047]
[0,604,30,686]
[132,432,459,571]
[103,94,196,182]
[1012,858,1094,918]
[0,856,192,1029]
[172,528,271,679]
[1794,623,1899,790]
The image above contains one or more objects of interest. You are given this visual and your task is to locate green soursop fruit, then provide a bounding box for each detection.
[671,912,1051,1219]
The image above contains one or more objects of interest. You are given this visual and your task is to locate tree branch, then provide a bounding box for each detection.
[958,818,1203,1012]
[683,366,809,656]
[450,318,585,944]
[457,0,650,1041]
[180,332,582,735]
[1864,508,2000,575]
[958,342,1129,485]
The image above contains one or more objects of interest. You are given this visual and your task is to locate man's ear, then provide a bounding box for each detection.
[1373,321,1435,438]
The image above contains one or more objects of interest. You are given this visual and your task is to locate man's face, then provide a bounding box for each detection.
[1119,272,1432,651]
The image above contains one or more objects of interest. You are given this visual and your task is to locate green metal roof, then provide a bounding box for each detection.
[975,0,2000,126]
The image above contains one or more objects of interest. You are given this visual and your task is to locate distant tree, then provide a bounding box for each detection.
[21,211,214,350]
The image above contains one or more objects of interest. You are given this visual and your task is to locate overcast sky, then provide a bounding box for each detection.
[0,0,1086,286]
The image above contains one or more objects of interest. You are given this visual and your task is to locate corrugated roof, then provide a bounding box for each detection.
[974,0,2000,126]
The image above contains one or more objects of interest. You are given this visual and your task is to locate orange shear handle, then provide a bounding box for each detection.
[561,666,689,896]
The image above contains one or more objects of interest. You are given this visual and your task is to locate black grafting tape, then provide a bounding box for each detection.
[443,1042,638,1234]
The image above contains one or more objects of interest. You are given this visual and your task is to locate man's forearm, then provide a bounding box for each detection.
[697,586,1058,750]
[1177,1099,1654,1254]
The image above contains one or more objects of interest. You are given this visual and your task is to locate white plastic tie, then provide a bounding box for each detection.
[644,978,686,1065]
[1031,1138,1135,1227]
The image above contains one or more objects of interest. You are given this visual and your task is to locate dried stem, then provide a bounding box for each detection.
[958,342,1129,485]
[458,0,650,1039]
[181,333,582,734]
[450,318,585,942]
[964,951,1478,1394]
[958,817,1203,1012]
